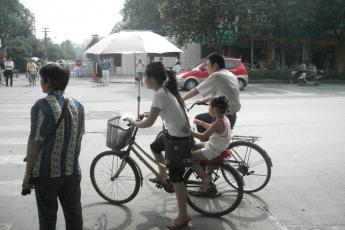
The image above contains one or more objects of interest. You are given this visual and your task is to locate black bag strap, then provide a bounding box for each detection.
[41,97,69,146]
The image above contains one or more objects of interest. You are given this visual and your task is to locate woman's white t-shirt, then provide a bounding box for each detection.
[151,87,188,137]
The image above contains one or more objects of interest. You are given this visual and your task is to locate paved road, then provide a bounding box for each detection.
[0,76,345,230]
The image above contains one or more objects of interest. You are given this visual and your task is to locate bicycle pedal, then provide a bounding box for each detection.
[156,183,163,189]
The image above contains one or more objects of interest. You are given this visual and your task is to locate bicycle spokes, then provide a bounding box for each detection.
[226,141,271,193]
[111,158,127,181]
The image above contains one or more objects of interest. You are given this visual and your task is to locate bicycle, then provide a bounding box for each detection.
[90,114,244,217]
[185,101,273,193]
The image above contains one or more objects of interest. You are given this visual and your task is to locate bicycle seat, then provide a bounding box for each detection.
[203,149,232,166]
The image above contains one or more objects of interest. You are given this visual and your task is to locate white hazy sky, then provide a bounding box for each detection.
[19,0,125,44]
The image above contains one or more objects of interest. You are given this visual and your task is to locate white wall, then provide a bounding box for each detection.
[113,39,202,75]
[179,42,202,70]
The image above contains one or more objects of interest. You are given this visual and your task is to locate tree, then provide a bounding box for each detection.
[313,0,345,71]
[111,22,124,34]
[234,0,274,69]
[60,40,76,60]
[0,0,35,47]
[119,0,165,35]
[46,40,63,61]
[85,34,100,50]
[160,0,237,51]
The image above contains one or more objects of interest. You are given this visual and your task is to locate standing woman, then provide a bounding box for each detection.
[95,57,103,86]
[125,62,191,229]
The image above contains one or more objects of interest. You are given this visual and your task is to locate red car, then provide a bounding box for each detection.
[176,58,248,91]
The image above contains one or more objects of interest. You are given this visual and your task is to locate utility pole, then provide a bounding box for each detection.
[42,28,50,62]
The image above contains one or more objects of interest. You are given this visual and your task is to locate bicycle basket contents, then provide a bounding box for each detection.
[164,132,192,168]
[106,116,134,150]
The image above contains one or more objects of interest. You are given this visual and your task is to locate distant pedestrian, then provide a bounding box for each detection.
[172,60,182,74]
[159,57,163,63]
[101,57,111,86]
[27,59,37,86]
[4,57,14,87]
[22,62,85,230]
[136,58,145,85]
[95,58,103,86]
[0,57,4,84]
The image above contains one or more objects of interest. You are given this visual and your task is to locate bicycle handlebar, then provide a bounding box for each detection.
[186,101,209,112]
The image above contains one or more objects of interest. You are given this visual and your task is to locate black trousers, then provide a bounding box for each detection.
[195,112,237,133]
[33,175,83,230]
[4,70,13,86]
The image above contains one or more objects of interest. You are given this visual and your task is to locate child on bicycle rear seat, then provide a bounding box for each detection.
[188,95,232,192]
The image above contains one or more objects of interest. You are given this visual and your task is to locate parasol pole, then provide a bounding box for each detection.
[135,52,141,119]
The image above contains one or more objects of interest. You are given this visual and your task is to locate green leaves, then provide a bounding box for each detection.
[119,0,165,35]
[0,0,34,47]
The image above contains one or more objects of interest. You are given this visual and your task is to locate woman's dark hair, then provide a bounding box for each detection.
[145,62,184,106]
[207,52,225,69]
[210,95,229,114]
[39,63,70,91]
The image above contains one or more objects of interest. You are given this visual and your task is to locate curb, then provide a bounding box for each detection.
[249,79,345,84]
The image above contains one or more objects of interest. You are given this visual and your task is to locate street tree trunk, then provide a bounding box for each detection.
[335,41,344,72]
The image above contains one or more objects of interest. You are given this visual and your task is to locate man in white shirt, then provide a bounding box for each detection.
[182,52,241,131]
[4,57,14,87]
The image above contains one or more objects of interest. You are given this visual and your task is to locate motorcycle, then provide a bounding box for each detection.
[290,70,304,83]
[298,69,323,86]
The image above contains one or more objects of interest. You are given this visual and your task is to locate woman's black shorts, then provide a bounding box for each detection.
[150,132,186,183]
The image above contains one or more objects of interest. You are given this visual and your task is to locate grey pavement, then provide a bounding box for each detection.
[1,75,345,230]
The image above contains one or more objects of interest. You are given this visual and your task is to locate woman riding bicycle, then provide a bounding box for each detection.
[188,96,232,193]
[125,62,191,229]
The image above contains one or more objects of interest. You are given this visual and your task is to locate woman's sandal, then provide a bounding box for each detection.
[167,217,191,229]
[148,177,169,184]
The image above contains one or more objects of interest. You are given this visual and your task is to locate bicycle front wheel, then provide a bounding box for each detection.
[226,141,272,193]
[185,163,243,217]
[90,151,140,204]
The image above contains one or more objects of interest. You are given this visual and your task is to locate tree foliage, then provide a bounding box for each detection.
[117,0,165,35]
[85,34,100,50]
[0,0,35,47]
[60,40,76,60]
[160,0,237,47]
[313,0,345,42]
[233,0,273,40]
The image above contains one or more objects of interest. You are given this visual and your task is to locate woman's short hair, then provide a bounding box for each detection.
[210,95,229,114]
[39,63,70,90]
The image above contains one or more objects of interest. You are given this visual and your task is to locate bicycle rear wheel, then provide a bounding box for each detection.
[185,163,243,217]
[226,141,272,193]
[90,151,140,204]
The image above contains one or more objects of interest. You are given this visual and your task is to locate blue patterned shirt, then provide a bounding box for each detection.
[30,90,85,178]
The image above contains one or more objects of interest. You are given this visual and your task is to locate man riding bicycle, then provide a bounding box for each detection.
[182,52,241,130]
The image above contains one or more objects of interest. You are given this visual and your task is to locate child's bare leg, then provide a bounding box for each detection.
[191,149,207,179]
[191,148,211,191]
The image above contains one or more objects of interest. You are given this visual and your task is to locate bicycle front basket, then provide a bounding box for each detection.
[106,116,134,150]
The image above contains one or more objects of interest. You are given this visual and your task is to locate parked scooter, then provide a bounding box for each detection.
[290,63,307,83]
[298,69,323,86]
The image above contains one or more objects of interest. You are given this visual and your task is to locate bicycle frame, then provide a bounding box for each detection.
[112,125,172,190]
